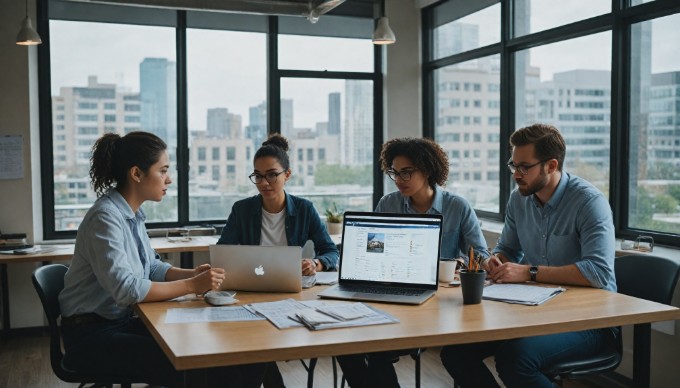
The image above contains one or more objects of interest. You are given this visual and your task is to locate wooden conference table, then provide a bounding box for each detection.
[136,285,680,388]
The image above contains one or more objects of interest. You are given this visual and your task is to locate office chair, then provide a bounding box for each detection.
[543,254,680,384]
[32,264,138,388]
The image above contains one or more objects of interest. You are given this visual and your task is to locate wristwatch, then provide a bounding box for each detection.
[529,265,539,282]
[313,259,320,269]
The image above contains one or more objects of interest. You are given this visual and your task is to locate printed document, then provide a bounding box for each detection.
[165,306,265,324]
[482,283,566,305]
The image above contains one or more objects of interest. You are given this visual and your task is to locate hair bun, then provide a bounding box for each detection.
[262,133,289,153]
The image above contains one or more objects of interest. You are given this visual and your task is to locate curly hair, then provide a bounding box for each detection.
[254,133,290,170]
[379,137,449,187]
[89,131,167,197]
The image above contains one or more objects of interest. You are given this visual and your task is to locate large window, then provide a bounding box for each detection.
[40,0,378,238]
[186,28,266,221]
[435,55,501,212]
[515,32,612,196]
[281,78,374,213]
[49,20,177,230]
[424,0,680,246]
[629,13,680,235]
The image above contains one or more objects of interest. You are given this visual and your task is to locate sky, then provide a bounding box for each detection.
[49,3,679,130]
[49,20,372,132]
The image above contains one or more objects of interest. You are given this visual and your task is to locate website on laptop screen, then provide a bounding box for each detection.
[340,214,441,285]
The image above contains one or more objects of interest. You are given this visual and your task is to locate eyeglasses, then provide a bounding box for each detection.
[386,168,417,182]
[506,159,546,175]
[249,170,286,184]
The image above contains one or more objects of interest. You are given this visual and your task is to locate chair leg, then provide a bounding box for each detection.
[415,352,421,388]
[306,358,318,388]
[332,356,338,388]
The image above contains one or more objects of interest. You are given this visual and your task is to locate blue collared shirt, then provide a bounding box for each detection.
[217,192,339,271]
[59,189,172,319]
[375,186,488,260]
[493,172,616,291]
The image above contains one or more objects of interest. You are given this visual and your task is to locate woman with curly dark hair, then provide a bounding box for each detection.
[336,137,488,388]
[377,137,487,258]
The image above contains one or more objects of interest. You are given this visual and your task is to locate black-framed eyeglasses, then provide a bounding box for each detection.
[506,159,546,175]
[386,168,417,182]
[249,170,286,184]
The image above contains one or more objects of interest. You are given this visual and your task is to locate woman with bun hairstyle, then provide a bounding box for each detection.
[218,133,339,388]
[218,133,339,274]
[59,131,265,387]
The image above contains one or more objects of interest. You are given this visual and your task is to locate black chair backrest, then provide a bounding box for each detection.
[615,254,680,305]
[31,264,69,379]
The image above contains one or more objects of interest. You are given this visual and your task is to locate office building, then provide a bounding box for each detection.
[140,57,177,150]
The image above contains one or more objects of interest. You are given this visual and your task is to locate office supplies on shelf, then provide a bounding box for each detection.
[482,283,566,305]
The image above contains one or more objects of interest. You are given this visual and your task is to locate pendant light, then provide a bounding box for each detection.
[16,0,42,46]
[372,0,395,45]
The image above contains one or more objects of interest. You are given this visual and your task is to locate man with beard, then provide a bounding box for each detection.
[439,123,617,388]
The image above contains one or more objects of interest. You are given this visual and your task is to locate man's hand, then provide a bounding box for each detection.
[482,255,503,272]
[488,262,530,283]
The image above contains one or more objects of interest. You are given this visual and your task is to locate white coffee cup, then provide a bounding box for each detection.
[439,259,457,283]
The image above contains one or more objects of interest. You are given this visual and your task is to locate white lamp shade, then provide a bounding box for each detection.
[372,17,396,45]
[16,16,42,46]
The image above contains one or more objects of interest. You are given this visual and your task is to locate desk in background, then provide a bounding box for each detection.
[136,285,679,388]
[0,236,217,336]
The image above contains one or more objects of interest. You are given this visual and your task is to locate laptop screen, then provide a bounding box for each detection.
[339,212,443,286]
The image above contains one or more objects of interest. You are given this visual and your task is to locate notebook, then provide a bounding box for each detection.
[318,212,443,305]
[209,245,302,293]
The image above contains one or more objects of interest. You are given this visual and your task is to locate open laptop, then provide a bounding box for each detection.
[209,245,302,292]
[318,212,443,305]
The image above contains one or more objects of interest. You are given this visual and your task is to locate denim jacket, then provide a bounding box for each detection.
[217,192,339,271]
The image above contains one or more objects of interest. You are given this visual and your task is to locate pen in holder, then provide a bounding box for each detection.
[460,247,487,304]
[460,269,486,305]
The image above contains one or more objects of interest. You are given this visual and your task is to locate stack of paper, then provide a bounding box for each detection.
[293,301,398,330]
[245,299,398,330]
[482,283,566,305]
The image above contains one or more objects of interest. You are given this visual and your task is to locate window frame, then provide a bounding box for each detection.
[37,0,381,240]
[422,0,680,247]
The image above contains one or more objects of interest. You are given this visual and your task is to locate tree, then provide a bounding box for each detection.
[314,164,372,186]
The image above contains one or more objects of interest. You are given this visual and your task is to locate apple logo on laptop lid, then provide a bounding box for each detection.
[254,265,265,276]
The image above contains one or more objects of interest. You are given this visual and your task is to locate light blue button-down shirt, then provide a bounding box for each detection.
[59,189,172,319]
[375,186,488,260]
[493,172,616,291]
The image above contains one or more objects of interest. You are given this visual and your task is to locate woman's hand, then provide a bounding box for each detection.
[302,258,320,276]
[193,263,212,277]
[190,266,225,295]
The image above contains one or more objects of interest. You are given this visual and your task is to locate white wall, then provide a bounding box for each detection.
[0,0,46,329]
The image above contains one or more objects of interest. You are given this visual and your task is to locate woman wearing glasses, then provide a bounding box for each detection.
[336,137,488,388]
[218,133,339,388]
[217,133,338,274]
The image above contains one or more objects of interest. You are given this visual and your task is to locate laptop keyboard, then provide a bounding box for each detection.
[339,284,426,296]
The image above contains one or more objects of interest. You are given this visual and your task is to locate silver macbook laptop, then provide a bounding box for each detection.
[209,245,302,293]
[318,212,443,305]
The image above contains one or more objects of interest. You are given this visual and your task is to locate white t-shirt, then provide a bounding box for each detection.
[260,208,287,246]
